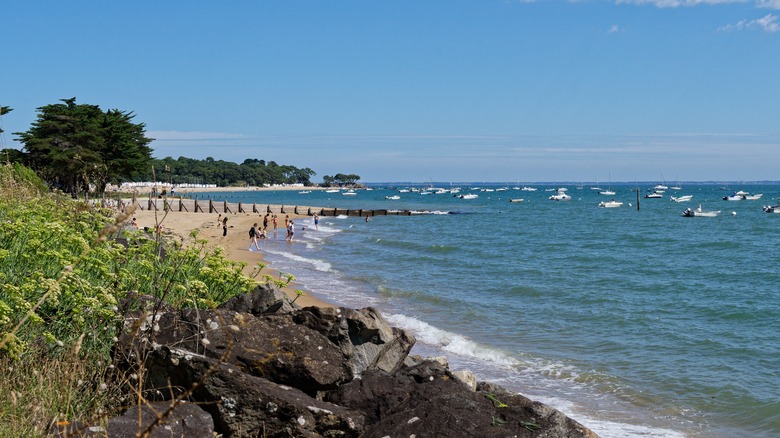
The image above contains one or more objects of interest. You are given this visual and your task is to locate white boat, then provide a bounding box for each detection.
[599,190,616,196]
[723,193,743,201]
[644,191,663,199]
[682,205,721,217]
[521,186,537,191]
[653,184,668,193]
[298,190,311,194]
[398,189,410,193]
[458,194,478,200]
[744,193,763,200]
[763,204,780,213]
[385,195,400,200]
[508,198,524,203]
[549,189,572,201]
[342,190,357,196]
[598,200,623,208]
[670,195,693,203]
[325,189,340,193]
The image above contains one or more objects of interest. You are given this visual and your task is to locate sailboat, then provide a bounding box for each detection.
[599,173,615,196]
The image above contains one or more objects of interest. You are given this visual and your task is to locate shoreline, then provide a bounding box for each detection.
[127,202,333,309]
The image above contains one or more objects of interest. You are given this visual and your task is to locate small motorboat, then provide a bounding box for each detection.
[670,195,693,203]
[598,200,623,208]
[458,194,478,200]
[549,189,572,201]
[508,198,524,203]
[385,195,400,200]
[683,205,721,217]
[763,203,780,213]
[644,191,663,199]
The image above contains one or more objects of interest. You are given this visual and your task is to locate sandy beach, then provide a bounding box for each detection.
[126,201,333,309]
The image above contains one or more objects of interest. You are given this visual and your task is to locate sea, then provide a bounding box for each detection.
[192,183,780,438]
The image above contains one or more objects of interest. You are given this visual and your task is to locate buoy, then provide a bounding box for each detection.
[731,211,737,216]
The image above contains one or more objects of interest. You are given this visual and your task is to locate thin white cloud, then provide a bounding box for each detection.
[147,130,246,141]
[608,24,623,33]
[756,0,780,9]
[616,0,749,7]
[718,13,780,32]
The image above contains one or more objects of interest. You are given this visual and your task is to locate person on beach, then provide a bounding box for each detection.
[284,215,289,230]
[222,217,228,237]
[286,220,295,242]
[272,215,278,231]
[314,213,319,230]
[217,214,222,227]
[263,213,269,231]
[248,223,260,251]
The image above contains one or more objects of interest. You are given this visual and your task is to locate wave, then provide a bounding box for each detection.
[385,313,518,367]
[262,248,333,272]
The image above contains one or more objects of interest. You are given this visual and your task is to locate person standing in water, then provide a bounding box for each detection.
[286,220,295,242]
[314,213,319,230]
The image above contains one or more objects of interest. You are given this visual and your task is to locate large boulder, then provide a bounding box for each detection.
[219,282,300,315]
[326,360,597,438]
[144,347,364,437]
[118,308,353,397]
[293,306,415,375]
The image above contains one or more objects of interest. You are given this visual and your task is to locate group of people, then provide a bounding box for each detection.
[243,212,320,250]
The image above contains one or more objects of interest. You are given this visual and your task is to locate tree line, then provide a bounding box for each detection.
[0,98,361,193]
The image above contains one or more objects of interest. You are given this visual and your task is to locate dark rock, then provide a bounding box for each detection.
[120,308,353,397]
[293,306,416,375]
[327,360,597,438]
[219,282,299,315]
[145,347,364,437]
[47,402,214,437]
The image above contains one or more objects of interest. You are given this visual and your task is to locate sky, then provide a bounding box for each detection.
[1,0,779,183]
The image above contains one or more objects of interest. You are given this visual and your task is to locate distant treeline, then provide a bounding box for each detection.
[147,156,317,187]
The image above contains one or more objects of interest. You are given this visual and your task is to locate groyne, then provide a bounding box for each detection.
[123,197,420,217]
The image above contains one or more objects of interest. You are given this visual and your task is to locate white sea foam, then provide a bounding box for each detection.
[263,248,332,272]
[385,313,517,367]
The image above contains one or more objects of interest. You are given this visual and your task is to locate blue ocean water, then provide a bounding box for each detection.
[195,184,780,437]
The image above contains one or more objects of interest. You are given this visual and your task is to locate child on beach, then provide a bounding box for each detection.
[222,217,228,237]
[286,220,294,242]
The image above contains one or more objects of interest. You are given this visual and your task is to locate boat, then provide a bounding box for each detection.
[599,190,616,196]
[458,194,478,200]
[644,191,663,199]
[670,195,693,203]
[341,190,357,196]
[723,193,743,201]
[325,189,340,193]
[598,200,623,208]
[653,184,668,193]
[521,186,537,191]
[549,189,572,201]
[744,194,763,200]
[682,205,721,217]
[298,190,311,194]
[385,195,400,200]
[508,198,524,203]
[763,203,780,213]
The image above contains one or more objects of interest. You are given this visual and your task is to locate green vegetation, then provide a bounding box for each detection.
[147,156,317,187]
[14,98,154,196]
[0,163,262,436]
[2,100,362,189]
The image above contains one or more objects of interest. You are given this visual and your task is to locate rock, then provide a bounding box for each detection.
[47,402,214,438]
[292,306,416,375]
[327,360,596,437]
[219,282,299,315]
[452,369,477,391]
[145,347,364,437]
[120,308,353,397]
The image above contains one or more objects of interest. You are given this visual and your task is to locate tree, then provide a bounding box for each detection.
[14,98,153,195]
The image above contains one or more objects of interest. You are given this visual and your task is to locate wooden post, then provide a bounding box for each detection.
[224,200,233,214]
[238,202,245,213]
[209,199,215,213]
[253,203,258,213]
[636,188,640,211]
[294,206,299,215]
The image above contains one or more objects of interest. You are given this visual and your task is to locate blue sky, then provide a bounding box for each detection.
[2,1,778,183]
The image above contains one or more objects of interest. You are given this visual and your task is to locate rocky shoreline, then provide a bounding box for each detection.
[54,284,597,437]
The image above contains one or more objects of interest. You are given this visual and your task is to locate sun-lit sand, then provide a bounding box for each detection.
[125,200,333,308]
